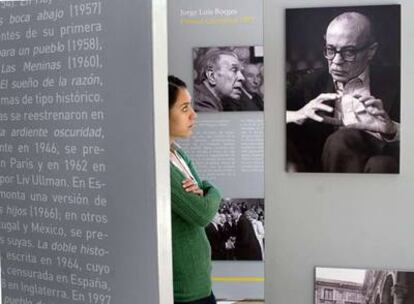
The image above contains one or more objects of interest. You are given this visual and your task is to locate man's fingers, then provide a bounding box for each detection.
[366,107,385,116]
[316,93,340,101]
[368,109,388,121]
[355,96,384,110]
[308,112,324,122]
[363,98,383,108]
[314,104,333,112]
[355,106,366,114]
[355,95,373,103]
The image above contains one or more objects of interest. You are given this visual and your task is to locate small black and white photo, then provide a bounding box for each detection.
[315,266,414,304]
[205,198,264,261]
[285,5,400,173]
[193,46,264,112]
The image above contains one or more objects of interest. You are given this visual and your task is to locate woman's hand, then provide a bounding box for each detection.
[182,178,204,196]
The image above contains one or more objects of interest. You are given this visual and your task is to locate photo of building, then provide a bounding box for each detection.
[315,278,364,304]
[316,267,414,304]
[363,270,414,304]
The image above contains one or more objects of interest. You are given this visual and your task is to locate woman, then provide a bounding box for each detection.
[168,75,222,304]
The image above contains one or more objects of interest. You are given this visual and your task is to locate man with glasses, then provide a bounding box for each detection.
[287,11,400,173]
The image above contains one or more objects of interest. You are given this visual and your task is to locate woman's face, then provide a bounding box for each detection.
[169,88,197,140]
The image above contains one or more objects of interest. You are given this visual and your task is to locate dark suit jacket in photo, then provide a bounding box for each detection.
[223,222,236,240]
[205,223,226,260]
[223,91,264,111]
[234,215,262,260]
[194,82,263,112]
[194,83,223,112]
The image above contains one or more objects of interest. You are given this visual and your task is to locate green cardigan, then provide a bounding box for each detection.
[170,146,221,302]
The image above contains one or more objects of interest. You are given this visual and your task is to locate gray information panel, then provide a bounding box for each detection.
[178,112,264,199]
[0,1,164,304]
[169,0,264,300]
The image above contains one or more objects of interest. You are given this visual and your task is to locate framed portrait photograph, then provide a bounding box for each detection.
[285,5,401,173]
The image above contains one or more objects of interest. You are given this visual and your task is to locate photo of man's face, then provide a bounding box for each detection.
[193,46,264,112]
[213,54,245,100]
[325,17,376,83]
[244,63,263,94]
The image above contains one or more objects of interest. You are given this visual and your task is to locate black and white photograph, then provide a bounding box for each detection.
[286,5,401,173]
[315,267,414,304]
[193,46,264,112]
[205,198,264,261]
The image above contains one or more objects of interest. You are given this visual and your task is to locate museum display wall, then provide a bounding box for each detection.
[2,0,414,303]
[168,0,265,300]
[264,0,414,303]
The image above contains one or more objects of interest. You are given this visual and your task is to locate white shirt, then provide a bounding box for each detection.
[334,68,399,142]
[334,68,370,125]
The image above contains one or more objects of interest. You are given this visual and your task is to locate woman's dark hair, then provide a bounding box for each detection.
[168,75,187,109]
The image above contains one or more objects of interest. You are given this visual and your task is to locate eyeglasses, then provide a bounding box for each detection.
[323,43,373,62]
